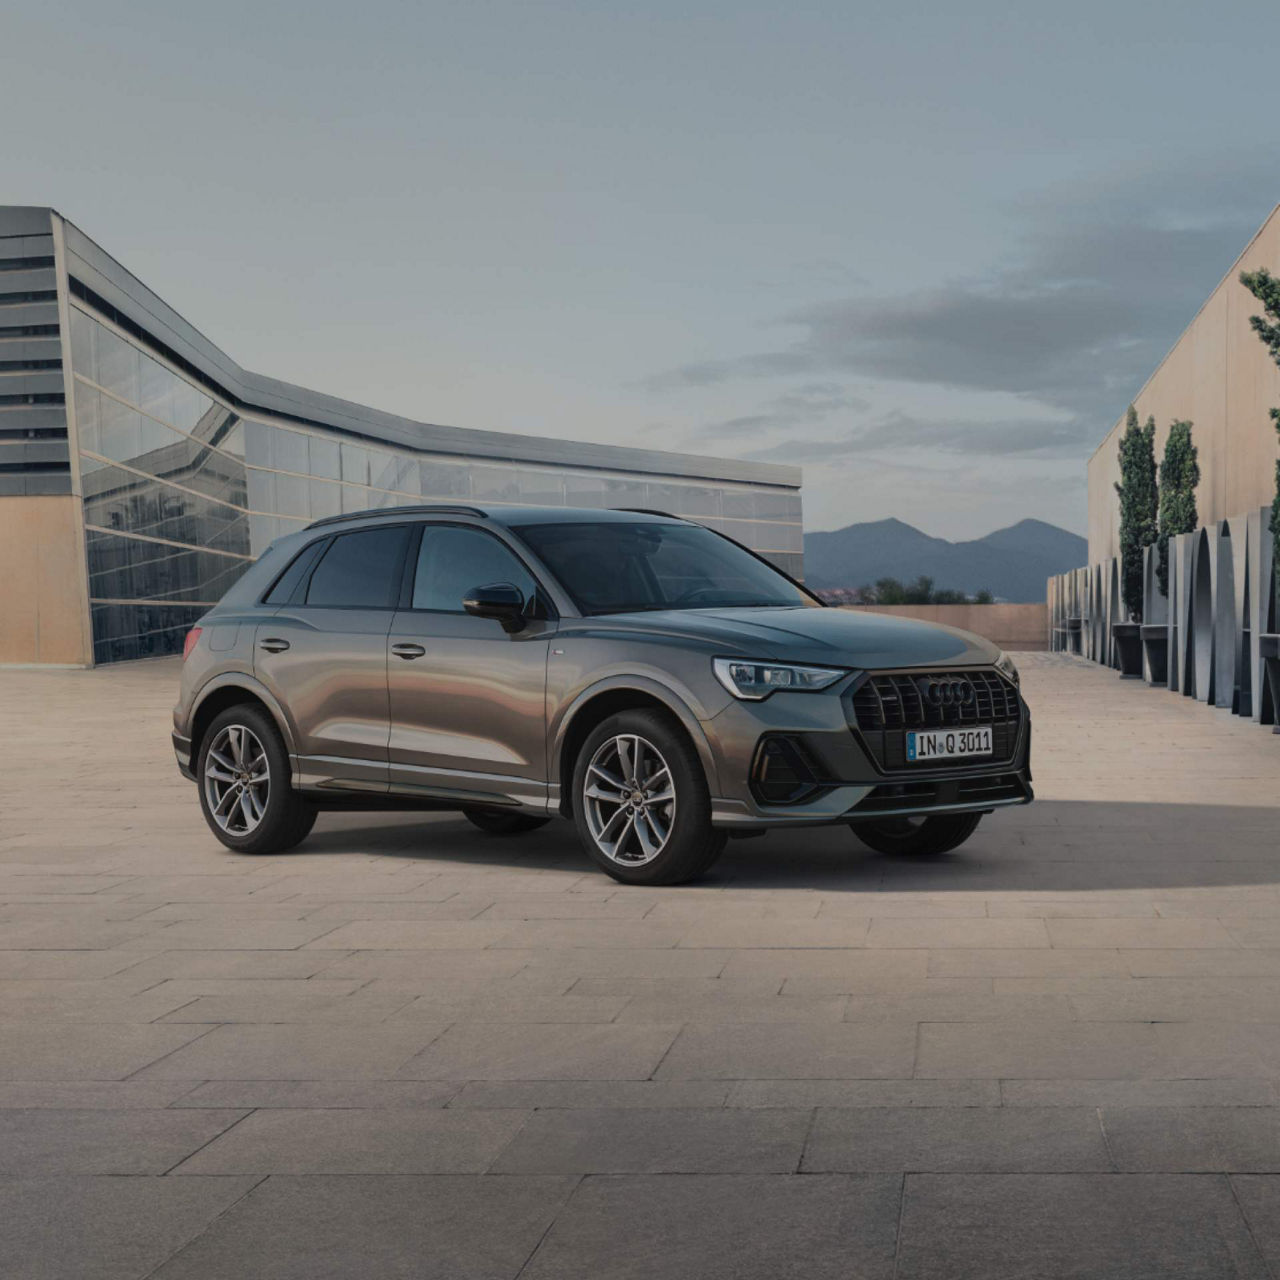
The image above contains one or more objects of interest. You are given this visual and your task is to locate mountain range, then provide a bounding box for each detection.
[802,518,1086,603]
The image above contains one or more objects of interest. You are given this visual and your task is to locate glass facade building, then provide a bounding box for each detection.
[0,206,803,665]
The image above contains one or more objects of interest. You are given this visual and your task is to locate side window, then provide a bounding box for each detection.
[305,526,409,608]
[412,525,540,613]
[263,538,328,605]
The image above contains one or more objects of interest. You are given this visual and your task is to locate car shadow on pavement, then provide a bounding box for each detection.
[258,799,1280,894]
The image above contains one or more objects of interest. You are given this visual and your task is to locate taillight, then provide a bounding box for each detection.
[183,627,203,661]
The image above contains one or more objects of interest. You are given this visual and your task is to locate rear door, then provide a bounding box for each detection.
[254,523,411,793]
[387,523,555,808]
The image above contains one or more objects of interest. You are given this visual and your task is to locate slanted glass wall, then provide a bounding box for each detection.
[68,304,803,664]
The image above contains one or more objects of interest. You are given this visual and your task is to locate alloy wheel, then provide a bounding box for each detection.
[203,724,270,835]
[582,733,676,865]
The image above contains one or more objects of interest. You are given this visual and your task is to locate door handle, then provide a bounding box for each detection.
[391,642,427,660]
[259,637,290,653]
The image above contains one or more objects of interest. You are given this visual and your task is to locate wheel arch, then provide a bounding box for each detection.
[189,675,297,772]
[551,677,720,818]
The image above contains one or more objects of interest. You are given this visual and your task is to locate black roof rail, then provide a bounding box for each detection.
[307,504,488,529]
[615,508,688,520]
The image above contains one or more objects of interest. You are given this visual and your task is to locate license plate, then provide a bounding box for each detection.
[907,726,992,762]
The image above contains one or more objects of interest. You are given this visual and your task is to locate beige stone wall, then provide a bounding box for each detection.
[839,603,1048,651]
[0,496,91,665]
[1088,204,1280,563]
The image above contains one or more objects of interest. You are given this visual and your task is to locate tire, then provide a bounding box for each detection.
[849,811,982,856]
[196,704,316,854]
[464,809,551,836]
[571,708,726,885]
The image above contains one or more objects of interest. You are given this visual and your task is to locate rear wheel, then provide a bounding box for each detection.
[463,809,551,836]
[849,811,982,855]
[197,705,316,854]
[572,708,725,885]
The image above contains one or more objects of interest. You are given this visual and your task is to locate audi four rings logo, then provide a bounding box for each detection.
[919,677,975,707]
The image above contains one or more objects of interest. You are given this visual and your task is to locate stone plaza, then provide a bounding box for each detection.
[1,652,1279,1278]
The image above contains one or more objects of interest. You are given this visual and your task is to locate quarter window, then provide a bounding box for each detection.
[305,526,408,608]
[411,525,539,613]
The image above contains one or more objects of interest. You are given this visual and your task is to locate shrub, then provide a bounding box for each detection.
[1114,405,1158,619]
[1156,420,1199,597]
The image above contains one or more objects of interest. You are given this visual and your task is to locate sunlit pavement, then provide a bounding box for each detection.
[1,652,1278,1279]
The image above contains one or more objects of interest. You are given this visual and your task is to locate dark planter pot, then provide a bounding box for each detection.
[1141,624,1168,686]
[1261,634,1280,734]
[1112,622,1143,678]
[1066,617,1082,655]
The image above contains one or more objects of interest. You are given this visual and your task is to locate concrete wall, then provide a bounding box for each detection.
[1088,204,1280,564]
[0,496,91,665]
[839,603,1047,651]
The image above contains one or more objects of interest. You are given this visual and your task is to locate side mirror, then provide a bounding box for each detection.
[462,582,527,633]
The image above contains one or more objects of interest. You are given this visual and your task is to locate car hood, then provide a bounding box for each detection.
[593,606,1000,669]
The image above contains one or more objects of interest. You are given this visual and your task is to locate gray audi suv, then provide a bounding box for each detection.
[173,504,1032,884]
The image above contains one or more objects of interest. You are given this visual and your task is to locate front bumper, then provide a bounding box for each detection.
[704,667,1033,830]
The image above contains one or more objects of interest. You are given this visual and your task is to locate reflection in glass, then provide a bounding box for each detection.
[86,529,250,604]
[90,602,210,664]
[83,464,252,557]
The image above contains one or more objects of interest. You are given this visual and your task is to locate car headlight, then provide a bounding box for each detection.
[994,650,1020,686]
[713,657,846,700]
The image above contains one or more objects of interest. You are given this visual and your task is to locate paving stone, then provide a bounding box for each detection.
[895,1173,1269,1278]
[917,1021,1280,1080]
[802,1106,1111,1172]
[0,1022,208,1080]
[149,1175,577,1280]
[172,1080,462,1109]
[1046,918,1240,949]
[400,1022,682,1081]
[135,1023,448,1080]
[0,1108,246,1175]
[655,1021,916,1079]
[1231,1177,1280,1274]
[0,1176,259,1280]
[448,1079,731,1108]
[615,992,848,1022]
[520,1174,901,1280]
[866,918,1051,948]
[1102,1107,1280,1172]
[674,918,870,948]
[174,1107,528,1174]
[727,1079,1000,1108]
[1001,1079,1276,1108]
[492,1106,809,1173]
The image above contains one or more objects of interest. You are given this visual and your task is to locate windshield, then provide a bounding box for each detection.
[513,521,819,616]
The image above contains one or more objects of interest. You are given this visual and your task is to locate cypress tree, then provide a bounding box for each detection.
[1156,420,1199,597]
[1114,405,1158,619]
[1238,267,1280,599]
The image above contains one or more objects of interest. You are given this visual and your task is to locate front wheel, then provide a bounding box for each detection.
[572,708,726,885]
[849,811,982,855]
[197,705,316,855]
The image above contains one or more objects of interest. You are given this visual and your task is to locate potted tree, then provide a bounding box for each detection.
[1153,418,1200,688]
[1113,405,1157,677]
[1239,266,1280,730]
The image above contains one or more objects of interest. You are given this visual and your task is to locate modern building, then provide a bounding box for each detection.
[1049,202,1280,725]
[0,206,803,666]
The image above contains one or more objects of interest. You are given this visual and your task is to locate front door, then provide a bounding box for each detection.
[387,523,555,808]
[255,523,412,793]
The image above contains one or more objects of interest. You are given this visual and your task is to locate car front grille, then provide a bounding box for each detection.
[849,669,1022,772]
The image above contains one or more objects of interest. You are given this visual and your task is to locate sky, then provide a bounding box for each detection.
[4,0,1279,538]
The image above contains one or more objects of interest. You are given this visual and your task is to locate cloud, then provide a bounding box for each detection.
[697,382,870,440]
[644,153,1278,434]
[739,409,1097,464]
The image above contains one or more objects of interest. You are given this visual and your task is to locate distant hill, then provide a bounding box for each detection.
[803,518,1086,603]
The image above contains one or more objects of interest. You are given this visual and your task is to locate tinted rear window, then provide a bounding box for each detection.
[305,526,408,608]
